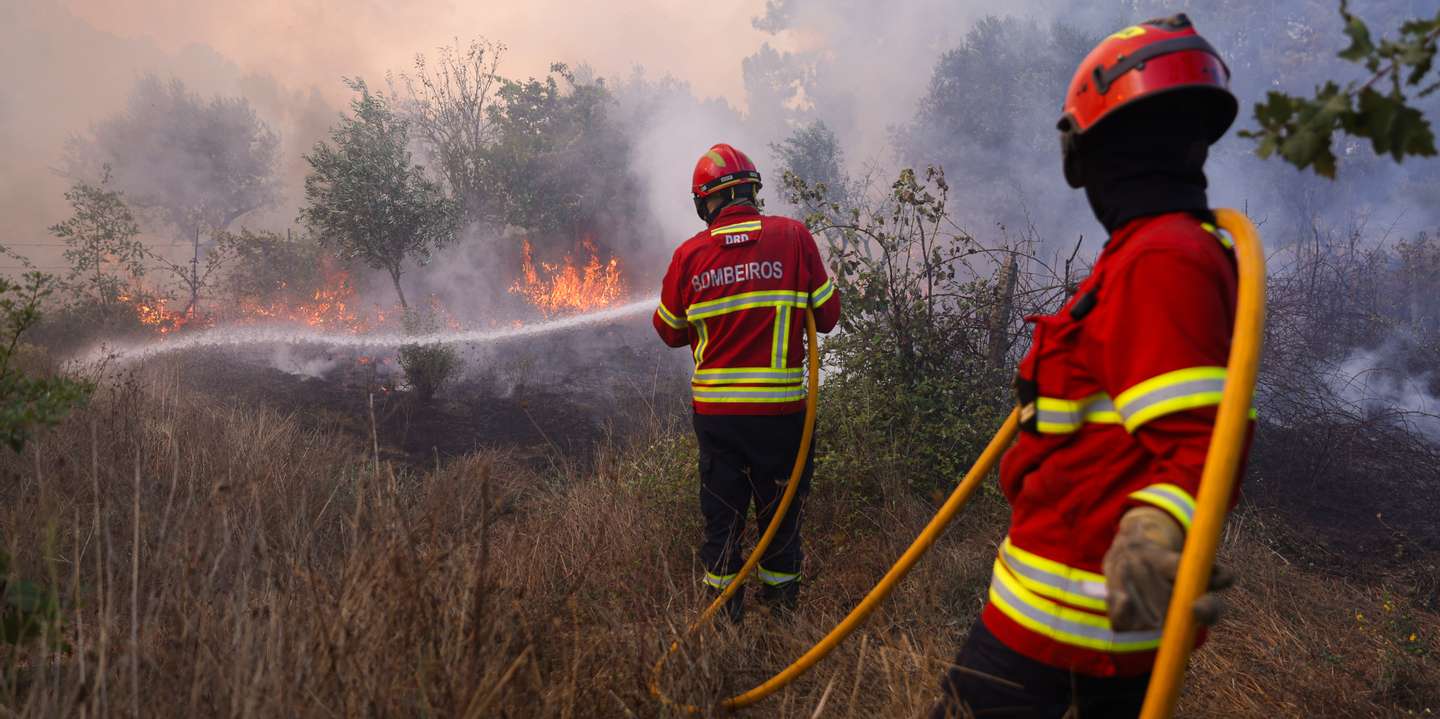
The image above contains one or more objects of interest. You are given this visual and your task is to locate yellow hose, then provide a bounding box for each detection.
[649,309,820,714]
[1139,209,1266,717]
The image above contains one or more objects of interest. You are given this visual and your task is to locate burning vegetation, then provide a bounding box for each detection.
[509,238,629,318]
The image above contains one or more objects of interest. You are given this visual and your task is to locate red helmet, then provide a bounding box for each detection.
[692,143,762,221]
[1058,14,1237,186]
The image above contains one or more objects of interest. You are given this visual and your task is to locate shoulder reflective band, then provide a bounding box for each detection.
[1128,483,1197,531]
[711,220,763,237]
[1202,222,1235,250]
[1092,35,1228,95]
[1113,366,1228,431]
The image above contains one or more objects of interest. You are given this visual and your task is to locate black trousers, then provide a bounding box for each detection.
[930,621,1150,719]
[692,412,813,582]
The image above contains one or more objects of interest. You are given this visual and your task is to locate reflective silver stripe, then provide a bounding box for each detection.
[990,572,1161,647]
[694,369,803,383]
[1116,378,1226,423]
[811,280,834,305]
[686,293,806,320]
[693,387,807,401]
[1034,397,1116,427]
[772,305,792,368]
[1130,484,1197,529]
[1000,547,1108,604]
[704,571,738,589]
[757,567,799,586]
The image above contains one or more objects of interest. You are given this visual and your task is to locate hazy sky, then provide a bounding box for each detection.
[1,0,778,266]
[60,0,772,103]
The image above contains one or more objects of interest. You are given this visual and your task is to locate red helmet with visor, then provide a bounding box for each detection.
[1058,14,1237,187]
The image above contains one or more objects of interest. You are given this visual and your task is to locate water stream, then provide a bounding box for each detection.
[80,296,661,365]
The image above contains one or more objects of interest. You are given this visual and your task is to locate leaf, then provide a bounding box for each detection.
[1352,88,1438,159]
[1339,12,1376,63]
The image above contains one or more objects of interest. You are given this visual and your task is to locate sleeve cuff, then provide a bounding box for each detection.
[809,279,835,307]
[1128,483,1196,532]
[656,302,687,329]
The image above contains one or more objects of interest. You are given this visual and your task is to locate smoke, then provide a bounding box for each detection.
[1327,339,1440,441]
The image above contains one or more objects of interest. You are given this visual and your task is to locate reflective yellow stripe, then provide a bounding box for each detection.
[686,290,809,321]
[704,571,738,589]
[1114,366,1228,431]
[810,279,834,306]
[772,305,792,368]
[692,367,803,385]
[989,559,1162,653]
[1033,393,1122,434]
[1201,222,1235,249]
[656,302,686,329]
[999,538,1109,612]
[693,319,708,365]
[710,220,763,236]
[692,385,806,403]
[1128,483,1197,531]
[757,566,800,586]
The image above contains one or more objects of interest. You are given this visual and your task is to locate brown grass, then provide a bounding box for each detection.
[0,366,1435,717]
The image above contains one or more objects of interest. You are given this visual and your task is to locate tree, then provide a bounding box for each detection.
[772,120,848,206]
[0,273,92,452]
[483,64,633,240]
[48,169,148,308]
[68,75,281,311]
[390,38,507,228]
[301,79,460,310]
[1246,2,1440,177]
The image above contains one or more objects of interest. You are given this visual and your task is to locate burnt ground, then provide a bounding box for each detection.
[156,319,693,469]
[1245,422,1440,609]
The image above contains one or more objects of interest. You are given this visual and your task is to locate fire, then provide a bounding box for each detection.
[509,237,628,317]
[118,260,463,337]
[232,268,370,332]
[115,291,205,335]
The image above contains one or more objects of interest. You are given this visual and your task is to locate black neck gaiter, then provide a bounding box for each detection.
[1080,125,1212,235]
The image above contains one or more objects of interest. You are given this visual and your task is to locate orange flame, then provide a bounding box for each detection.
[509,238,628,317]
[115,291,205,334]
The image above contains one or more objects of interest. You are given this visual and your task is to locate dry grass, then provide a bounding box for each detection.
[0,367,1434,717]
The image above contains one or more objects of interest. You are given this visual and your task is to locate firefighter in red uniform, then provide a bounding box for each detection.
[653,143,841,621]
[931,16,1247,717]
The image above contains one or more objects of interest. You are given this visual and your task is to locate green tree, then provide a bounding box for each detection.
[483,64,631,240]
[1246,2,1440,177]
[49,169,148,308]
[301,79,460,310]
[0,273,92,452]
[771,120,848,206]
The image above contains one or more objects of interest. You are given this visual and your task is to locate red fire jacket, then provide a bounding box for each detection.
[982,211,1251,677]
[653,204,841,415]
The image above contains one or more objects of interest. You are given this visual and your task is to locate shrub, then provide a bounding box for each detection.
[398,305,458,402]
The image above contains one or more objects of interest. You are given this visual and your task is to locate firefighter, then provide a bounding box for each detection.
[931,15,1247,717]
[653,143,841,622]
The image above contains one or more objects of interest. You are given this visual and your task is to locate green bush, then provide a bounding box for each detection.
[784,168,1016,497]
[398,305,458,402]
